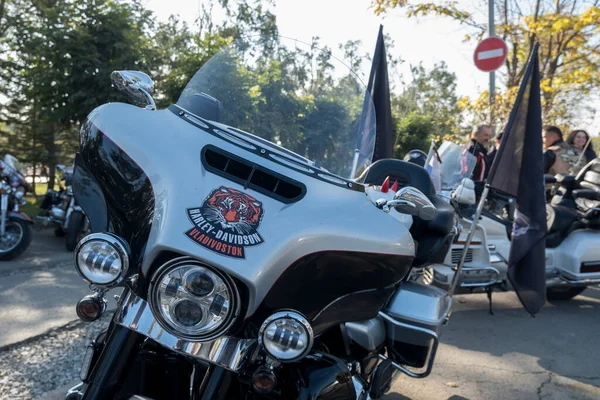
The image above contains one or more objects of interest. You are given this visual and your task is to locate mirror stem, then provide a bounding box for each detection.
[139,88,156,111]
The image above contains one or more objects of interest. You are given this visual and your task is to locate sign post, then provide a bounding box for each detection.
[474,36,507,133]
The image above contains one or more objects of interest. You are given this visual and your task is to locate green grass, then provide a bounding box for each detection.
[21,196,42,216]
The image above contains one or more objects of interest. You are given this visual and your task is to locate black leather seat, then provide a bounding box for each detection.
[359,159,456,266]
[545,204,577,248]
[574,158,600,212]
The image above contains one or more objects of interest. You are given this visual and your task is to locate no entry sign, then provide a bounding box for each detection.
[474,37,508,72]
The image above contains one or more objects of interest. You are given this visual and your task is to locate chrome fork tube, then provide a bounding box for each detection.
[1,194,8,236]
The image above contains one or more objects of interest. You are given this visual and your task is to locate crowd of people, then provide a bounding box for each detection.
[466,124,596,180]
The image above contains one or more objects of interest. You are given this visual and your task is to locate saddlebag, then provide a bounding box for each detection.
[380,282,451,375]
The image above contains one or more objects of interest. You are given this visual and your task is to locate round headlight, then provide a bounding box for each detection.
[74,233,130,287]
[259,311,313,362]
[150,259,239,340]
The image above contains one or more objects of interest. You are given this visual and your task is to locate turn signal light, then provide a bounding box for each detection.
[252,368,277,393]
[76,294,106,322]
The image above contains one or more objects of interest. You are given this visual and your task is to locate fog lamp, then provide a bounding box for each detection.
[74,233,129,287]
[258,311,313,362]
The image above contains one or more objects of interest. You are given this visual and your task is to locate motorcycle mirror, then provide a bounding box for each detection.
[111,70,156,110]
[393,187,437,221]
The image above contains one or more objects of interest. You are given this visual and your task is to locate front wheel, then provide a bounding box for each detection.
[546,286,587,301]
[66,210,85,251]
[0,218,33,261]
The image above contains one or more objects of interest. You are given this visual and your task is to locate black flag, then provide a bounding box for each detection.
[367,25,394,162]
[487,43,546,315]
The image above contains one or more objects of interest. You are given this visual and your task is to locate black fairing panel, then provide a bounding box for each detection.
[77,120,155,265]
[73,153,109,233]
[280,353,356,399]
[248,251,412,335]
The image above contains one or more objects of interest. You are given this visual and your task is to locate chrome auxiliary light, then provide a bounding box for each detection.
[258,311,314,362]
[74,233,130,288]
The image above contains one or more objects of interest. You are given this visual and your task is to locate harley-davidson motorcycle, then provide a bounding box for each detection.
[66,37,465,400]
[0,154,33,260]
[36,164,91,251]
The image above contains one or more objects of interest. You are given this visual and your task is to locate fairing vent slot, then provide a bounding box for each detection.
[202,146,306,204]
[451,248,473,265]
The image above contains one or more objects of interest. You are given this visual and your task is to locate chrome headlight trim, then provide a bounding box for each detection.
[115,292,255,372]
[73,232,130,288]
[149,257,241,342]
[258,310,314,362]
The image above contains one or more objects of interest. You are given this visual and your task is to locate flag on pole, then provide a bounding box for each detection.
[367,25,394,162]
[486,43,546,315]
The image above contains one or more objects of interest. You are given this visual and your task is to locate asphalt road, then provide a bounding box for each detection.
[2,230,599,399]
[0,229,116,348]
[388,287,600,400]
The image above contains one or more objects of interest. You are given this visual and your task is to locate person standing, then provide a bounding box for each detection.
[467,124,492,181]
[486,131,503,168]
[543,125,582,175]
[566,129,597,164]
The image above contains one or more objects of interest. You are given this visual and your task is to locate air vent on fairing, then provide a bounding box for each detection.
[201,145,306,204]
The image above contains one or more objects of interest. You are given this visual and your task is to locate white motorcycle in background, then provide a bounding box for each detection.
[426,142,600,302]
[415,142,507,298]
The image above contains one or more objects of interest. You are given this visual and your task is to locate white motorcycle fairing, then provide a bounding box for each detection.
[74,102,416,334]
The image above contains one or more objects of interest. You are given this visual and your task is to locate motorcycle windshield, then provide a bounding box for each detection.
[437,141,477,191]
[3,154,24,176]
[176,36,376,180]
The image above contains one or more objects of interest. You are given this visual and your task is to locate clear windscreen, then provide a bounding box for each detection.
[176,36,376,180]
[3,154,24,176]
[437,141,477,191]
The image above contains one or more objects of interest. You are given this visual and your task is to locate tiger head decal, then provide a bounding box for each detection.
[185,187,265,258]
[205,187,263,234]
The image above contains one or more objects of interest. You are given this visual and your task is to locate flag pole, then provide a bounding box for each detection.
[448,185,491,296]
[569,138,593,175]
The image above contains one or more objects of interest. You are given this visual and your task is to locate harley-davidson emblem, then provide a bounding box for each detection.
[185,187,264,258]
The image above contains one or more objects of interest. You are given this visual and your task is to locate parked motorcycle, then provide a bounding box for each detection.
[427,143,600,301]
[36,164,90,251]
[66,37,465,400]
[409,142,507,293]
[0,154,33,260]
[483,162,600,301]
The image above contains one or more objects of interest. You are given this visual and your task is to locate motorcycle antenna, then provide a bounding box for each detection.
[569,136,593,175]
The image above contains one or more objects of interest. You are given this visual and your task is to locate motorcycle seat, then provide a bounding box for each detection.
[546,204,578,248]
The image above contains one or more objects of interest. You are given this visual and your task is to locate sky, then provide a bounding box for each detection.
[142,0,599,134]
[144,0,491,99]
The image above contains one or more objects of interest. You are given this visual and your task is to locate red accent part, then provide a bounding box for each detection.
[474,37,508,72]
[390,180,398,192]
[476,153,486,181]
[381,177,390,193]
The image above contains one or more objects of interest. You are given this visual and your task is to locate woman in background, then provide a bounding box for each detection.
[567,129,597,164]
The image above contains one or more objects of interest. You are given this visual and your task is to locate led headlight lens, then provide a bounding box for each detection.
[74,233,129,287]
[150,260,238,340]
[259,311,313,362]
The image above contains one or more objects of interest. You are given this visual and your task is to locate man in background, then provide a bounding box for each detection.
[543,125,581,175]
[467,124,492,181]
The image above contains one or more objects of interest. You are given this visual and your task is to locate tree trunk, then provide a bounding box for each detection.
[32,164,37,199]
[45,128,57,191]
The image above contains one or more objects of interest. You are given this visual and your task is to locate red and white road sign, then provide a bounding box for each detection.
[474,37,508,72]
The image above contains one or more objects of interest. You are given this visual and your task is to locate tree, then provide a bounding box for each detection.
[393,112,435,157]
[372,0,600,127]
[2,0,160,188]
